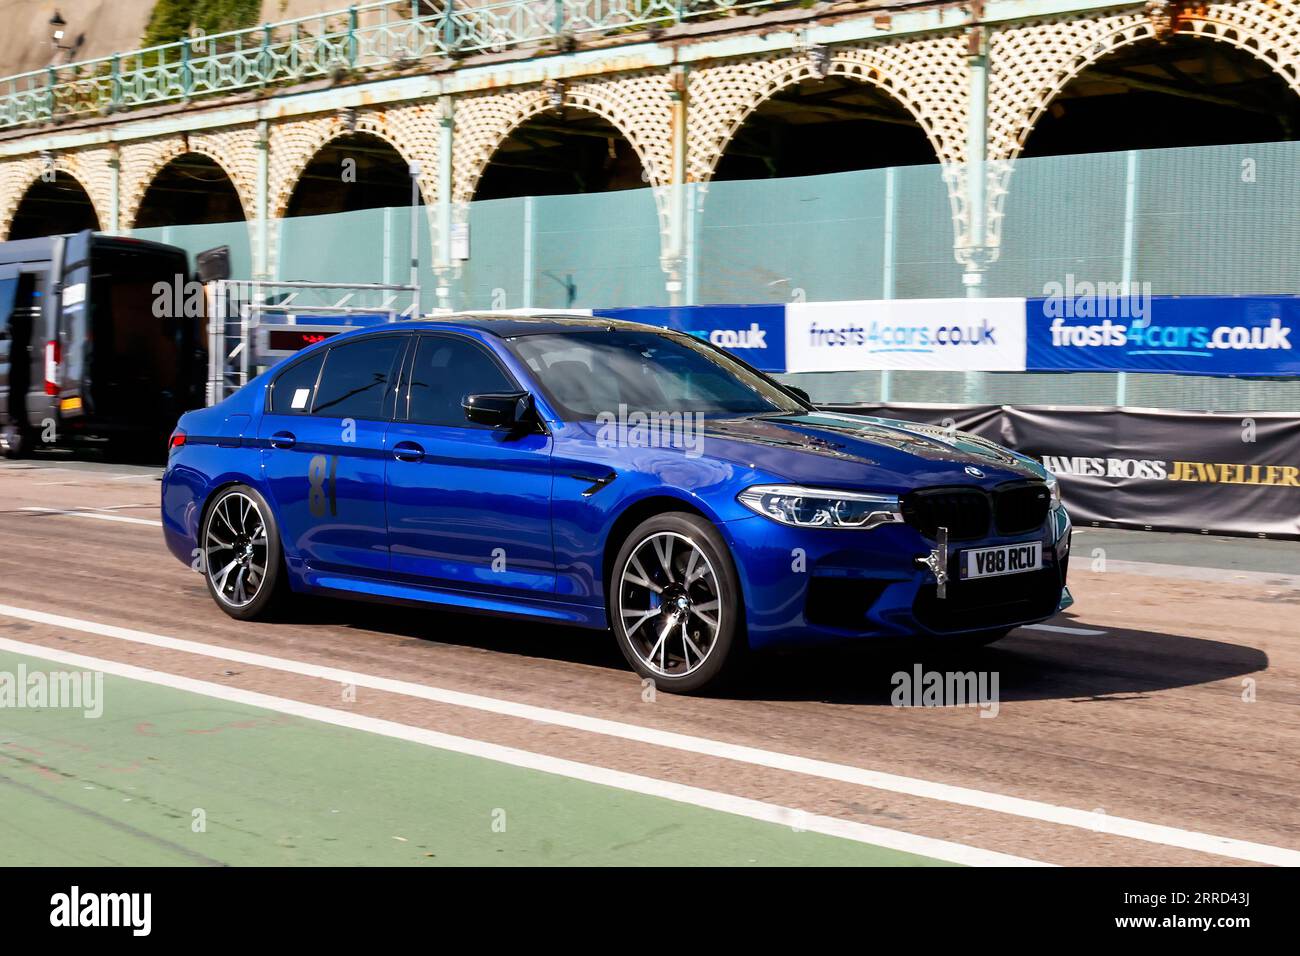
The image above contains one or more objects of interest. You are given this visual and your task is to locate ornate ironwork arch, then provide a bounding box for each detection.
[983,2,1300,255]
[268,109,441,223]
[686,38,969,184]
[451,74,674,204]
[0,151,114,240]
[121,133,259,229]
[989,2,1300,163]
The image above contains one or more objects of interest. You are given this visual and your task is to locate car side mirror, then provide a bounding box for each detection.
[463,391,532,428]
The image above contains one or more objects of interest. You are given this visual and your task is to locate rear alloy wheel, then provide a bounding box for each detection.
[201,485,287,619]
[612,513,744,694]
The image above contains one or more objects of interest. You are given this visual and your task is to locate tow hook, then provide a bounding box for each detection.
[915,525,950,599]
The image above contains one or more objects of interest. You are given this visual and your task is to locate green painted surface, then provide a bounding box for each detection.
[0,650,950,866]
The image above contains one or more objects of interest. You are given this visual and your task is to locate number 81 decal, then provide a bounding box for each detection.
[308,454,338,517]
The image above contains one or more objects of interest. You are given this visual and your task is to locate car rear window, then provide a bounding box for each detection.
[312,335,406,420]
[269,351,325,415]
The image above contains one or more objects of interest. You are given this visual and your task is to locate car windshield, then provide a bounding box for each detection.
[504,328,806,420]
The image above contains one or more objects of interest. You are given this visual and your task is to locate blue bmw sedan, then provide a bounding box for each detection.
[162,314,1072,693]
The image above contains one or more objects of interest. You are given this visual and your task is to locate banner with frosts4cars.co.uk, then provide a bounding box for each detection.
[1024,293,1300,377]
[600,294,1300,377]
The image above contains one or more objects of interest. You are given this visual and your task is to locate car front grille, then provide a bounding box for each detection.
[901,480,1051,541]
[993,481,1052,535]
[900,488,991,540]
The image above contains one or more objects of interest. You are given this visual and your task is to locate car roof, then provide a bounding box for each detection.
[400,312,662,338]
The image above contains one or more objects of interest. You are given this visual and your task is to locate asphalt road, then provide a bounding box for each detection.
[1,459,1297,866]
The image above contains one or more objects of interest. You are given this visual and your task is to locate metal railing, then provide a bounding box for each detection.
[0,0,790,130]
[207,278,420,403]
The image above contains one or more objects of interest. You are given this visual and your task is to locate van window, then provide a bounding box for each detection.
[269,351,325,415]
[312,335,406,420]
[0,273,17,329]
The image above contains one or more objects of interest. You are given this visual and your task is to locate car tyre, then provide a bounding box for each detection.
[610,512,745,694]
[200,484,290,620]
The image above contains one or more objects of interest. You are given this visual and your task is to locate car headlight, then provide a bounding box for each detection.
[737,484,902,530]
[1045,473,1063,510]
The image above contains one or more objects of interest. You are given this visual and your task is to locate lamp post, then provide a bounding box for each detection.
[49,10,78,63]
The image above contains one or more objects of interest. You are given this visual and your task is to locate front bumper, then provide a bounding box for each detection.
[725,504,1072,650]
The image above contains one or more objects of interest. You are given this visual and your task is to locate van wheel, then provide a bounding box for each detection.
[201,485,289,620]
[1,422,30,459]
[611,512,745,694]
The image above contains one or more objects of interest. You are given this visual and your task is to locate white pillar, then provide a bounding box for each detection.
[107,145,121,235]
[255,120,270,280]
[522,195,535,308]
[435,95,454,311]
[663,65,689,307]
[963,27,988,299]
[1117,149,1140,407]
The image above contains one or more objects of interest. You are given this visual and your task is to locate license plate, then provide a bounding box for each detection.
[960,541,1042,580]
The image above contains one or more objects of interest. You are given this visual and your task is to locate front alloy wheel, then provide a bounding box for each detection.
[612,513,744,693]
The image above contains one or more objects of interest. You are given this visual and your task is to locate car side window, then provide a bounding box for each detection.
[407,335,516,427]
[312,335,406,421]
[269,351,325,415]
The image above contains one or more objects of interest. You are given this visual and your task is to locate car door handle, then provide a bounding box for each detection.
[269,431,296,449]
[393,440,424,462]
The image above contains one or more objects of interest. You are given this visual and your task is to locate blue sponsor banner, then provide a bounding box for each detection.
[594,304,786,372]
[260,311,396,327]
[1026,295,1300,377]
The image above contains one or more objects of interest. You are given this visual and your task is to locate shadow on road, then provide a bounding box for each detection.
[734,624,1269,706]
[275,598,1268,706]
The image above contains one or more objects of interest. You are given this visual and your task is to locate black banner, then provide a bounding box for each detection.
[826,403,1300,539]
[6,867,1285,942]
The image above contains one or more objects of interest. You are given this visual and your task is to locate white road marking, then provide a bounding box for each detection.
[1096,560,1300,589]
[19,507,162,527]
[1021,624,1108,636]
[0,602,1294,866]
[0,635,1041,867]
[0,462,160,481]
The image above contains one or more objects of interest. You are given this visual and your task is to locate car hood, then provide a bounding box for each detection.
[690,410,1045,493]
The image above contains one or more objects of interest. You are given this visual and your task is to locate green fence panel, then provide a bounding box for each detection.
[456,197,527,311]
[695,169,890,304]
[132,220,253,281]
[530,189,665,309]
